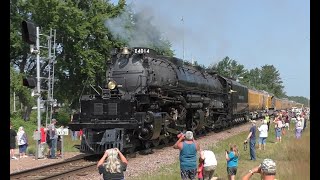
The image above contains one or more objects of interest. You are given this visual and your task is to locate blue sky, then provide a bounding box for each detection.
[110,0,310,99]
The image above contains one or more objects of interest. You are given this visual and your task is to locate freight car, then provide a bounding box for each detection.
[248,89,269,119]
[68,47,249,154]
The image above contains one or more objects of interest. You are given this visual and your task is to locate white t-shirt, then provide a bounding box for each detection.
[296,121,303,130]
[17,131,28,145]
[258,124,268,137]
[203,150,217,167]
[277,120,283,128]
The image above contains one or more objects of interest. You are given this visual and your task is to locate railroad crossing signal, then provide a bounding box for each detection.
[23,77,37,89]
[21,20,37,44]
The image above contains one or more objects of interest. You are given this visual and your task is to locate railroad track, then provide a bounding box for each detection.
[10,155,98,180]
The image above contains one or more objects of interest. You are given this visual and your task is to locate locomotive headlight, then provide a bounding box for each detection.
[107,80,117,90]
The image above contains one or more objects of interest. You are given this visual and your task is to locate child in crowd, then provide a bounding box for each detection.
[226,144,239,180]
[197,157,204,180]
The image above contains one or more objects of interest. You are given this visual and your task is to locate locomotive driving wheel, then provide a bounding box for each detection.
[161,137,170,144]
[151,139,160,147]
[141,141,153,154]
[124,147,136,158]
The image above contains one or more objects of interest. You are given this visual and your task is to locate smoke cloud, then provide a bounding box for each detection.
[105,6,160,47]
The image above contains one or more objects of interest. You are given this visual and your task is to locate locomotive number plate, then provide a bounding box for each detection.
[134,48,150,54]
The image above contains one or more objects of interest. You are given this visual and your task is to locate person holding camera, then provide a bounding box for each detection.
[244,120,257,161]
[273,116,282,143]
[225,144,239,180]
[242,158,276,180]
[97,148,128,180]
[174,131,200,180]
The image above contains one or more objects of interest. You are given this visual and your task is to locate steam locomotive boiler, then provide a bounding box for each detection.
[68,47,249,154]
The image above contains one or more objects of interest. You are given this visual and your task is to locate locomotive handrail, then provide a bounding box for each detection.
[112,70,144,75]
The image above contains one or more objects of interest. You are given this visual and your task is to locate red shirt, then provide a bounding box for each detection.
[40,127,46,143]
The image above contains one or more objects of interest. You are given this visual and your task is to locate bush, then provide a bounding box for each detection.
[27,146,36,155]
[53,107,71,126]
[11,112,37,135]
[11,112,37,149]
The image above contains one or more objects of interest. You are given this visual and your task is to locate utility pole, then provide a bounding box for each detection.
[36,26,41,160]
[21,21,57,160]
[181,16,185,60]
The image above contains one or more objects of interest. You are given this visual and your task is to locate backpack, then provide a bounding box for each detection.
[46,132,51,143]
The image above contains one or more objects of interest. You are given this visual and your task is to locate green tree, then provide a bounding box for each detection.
[53,106,72,126]
[10,0,128,110]
[259,65,285,97]
[240,68,261,89]
[210,56,246,79]
[240,65,286,97]
[287,96,310,107]
[10,65,35,119]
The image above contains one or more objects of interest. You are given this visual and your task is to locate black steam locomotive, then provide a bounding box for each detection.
[68,47,249,154]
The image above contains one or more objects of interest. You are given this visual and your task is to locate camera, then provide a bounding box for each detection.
[177,132,185,138]
[243,141,248,151]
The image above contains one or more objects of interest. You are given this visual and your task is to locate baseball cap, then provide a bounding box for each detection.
[260,159,276,175]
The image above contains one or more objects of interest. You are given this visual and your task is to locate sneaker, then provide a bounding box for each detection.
[11,156,18,160]
[49,156,58,159]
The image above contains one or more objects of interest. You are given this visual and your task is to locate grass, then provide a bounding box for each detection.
[26,132,81,155]
[129,121,310,180]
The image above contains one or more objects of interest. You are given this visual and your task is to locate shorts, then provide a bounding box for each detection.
[10,143,16,149]
[19,144,28,153]
[227,167,237,175]
[203,165,216,179]
[259,137,267,144]
[180,168,197,180]
[276,128,282,138]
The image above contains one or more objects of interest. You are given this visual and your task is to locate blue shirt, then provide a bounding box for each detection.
[250,126,256,141]
[227,151,238,167]
[179,141,197,170]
